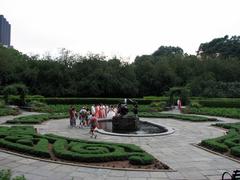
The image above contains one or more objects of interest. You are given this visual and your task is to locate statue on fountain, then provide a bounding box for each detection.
[112,98,139,133]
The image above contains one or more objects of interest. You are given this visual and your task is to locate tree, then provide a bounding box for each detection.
[152,46,184,57]
[197,35,240,59]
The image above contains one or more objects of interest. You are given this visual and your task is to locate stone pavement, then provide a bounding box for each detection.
[0,113,239,180]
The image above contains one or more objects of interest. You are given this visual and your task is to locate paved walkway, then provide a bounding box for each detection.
[0,113,239,180]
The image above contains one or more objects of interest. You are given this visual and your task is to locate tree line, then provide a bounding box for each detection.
[0,35,240,98]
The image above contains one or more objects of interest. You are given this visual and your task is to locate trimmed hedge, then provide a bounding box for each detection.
[185,107,240,119]
[231,146,240,157]
[28,97,155,105]
[201,124,240,158]
[6,113,68,124]
[0,126,156,166]
[139,112,217,122]
[197,99,240,108]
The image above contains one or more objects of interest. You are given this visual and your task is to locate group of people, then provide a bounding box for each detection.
[68,104,118,138]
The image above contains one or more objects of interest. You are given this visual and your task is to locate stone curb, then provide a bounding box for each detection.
[192,143,240,164]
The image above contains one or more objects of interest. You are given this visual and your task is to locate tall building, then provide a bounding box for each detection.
[0,15,11,47]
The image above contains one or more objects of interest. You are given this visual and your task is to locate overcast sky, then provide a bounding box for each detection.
[1,0,240,61]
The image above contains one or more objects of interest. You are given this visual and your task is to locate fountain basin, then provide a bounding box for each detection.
[97,119,175,137]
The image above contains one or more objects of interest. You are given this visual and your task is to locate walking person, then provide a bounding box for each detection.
[89,114,98,138]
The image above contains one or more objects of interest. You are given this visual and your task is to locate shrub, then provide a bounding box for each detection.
[128,153,154,165]
[190,101,202,108]
[231,146,240,157]
[201,139,228,153]
[0,169,26,180]
[197,99,240,108]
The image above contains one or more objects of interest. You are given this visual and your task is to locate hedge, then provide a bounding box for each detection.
[28,97,159,105]
[197,99,240,108]
[0,126,156,166]
[201,125,240,158]
[139,112,217,122]
[6,113,68,124]
[185,107,240,119]
[231,146,240,157]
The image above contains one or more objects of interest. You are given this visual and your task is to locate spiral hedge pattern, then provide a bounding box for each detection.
[201,123,240,157]
[0,126,154,165]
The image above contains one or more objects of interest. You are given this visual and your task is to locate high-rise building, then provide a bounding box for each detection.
[0,15,11,47]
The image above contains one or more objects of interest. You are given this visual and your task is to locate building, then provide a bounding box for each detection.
[0,15,11,47]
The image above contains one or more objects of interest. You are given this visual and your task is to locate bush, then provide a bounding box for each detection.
[231,146,240,157]
[186,107,240,119]
[6,113,68,124]
[0,169,26,180]
[138,112,216,122]
[197,99,240,108]
[189,101,202,108]
[0,126,157,166]
[29,97,154,105]
[201,139,229,153]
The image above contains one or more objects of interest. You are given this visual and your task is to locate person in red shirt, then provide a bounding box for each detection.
[89,114,98,138]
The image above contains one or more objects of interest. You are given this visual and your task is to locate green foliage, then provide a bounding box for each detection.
[185,107,240,119]
[0,107,20,117]
[7,113,68,124]
[201,124,240,158]
[197,99,240,108]
[1,36,240,98]
[138,112,216,122]
[0,126,156,166]
[231,146,240,157]
[198,35,240,58]
[0,169,26,180]
[152,46,184,56]
[189,101,202,108]
[2,84,28,105]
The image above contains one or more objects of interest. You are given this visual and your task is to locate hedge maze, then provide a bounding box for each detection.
[200,123,240,158]
[0,126,159,168]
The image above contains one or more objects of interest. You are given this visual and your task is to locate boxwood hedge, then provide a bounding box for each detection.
[0,126,156,166]
[201,124,240,158]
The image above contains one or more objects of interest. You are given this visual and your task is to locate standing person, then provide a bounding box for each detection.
[89,114,98,138]
[91,104,96,116]
[69,106,76,128]
[177,98,182,112]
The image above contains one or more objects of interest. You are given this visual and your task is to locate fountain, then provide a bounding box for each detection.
[97,99,175,137]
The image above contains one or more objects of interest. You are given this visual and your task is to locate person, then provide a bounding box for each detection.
[177,98,182,111]
[107,105,116,118]
[69,106,76,127]
[79,107,87,127]
[89,114,98,138]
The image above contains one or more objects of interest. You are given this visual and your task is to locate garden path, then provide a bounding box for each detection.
[0,113,239,180]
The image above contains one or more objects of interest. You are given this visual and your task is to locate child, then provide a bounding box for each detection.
[89,114,98,138]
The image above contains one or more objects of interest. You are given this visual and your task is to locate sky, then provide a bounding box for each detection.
[1,0,240,62]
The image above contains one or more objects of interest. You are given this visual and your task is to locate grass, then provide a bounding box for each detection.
[0,126,157,166]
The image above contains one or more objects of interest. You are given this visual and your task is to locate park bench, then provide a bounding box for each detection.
[222,170,240,180]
